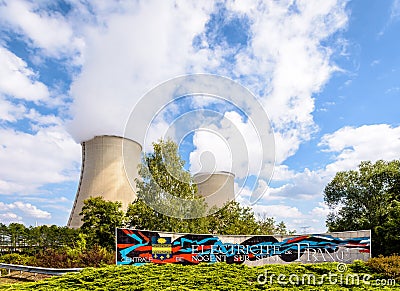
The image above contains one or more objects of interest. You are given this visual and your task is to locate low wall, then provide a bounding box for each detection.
[116,229,370,266]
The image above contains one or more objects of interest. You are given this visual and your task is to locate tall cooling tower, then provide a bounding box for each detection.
[193,171,235,209]
[68,135,142,228]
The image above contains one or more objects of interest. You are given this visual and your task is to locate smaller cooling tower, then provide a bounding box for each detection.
[193,171,235,209]
[68,135,142,228]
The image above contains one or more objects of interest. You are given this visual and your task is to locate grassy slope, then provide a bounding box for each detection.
[0,263,397,290]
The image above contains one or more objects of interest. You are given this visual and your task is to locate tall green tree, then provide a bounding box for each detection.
[324,159,400,256]
[206,201,260,235]
[80,197,124,250]
[126,138,208,232]
[134,138,206,219]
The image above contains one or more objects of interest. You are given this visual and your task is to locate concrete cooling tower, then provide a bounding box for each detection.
[68,135,142,228]
[193,171,235,209]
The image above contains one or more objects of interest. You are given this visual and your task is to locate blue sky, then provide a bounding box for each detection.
[0,0,399,233]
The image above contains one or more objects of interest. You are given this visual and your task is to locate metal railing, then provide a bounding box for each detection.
[0,263,83,276]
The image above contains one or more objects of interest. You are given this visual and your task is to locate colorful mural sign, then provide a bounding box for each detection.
[116,229,370,266]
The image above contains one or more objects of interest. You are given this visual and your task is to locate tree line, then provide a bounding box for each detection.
[0,223,79,254]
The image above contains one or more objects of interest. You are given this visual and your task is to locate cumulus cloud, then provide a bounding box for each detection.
[310,202,331,217]
[0,212,23,224]
[0,45,80,197]
[0,201,50,221]
[230,0,348,163]
[0,0,83,60]
[0,124,80,195]
[190,129,232,174]
[250,201,331,233]
[252,204,303,219]
[0,96,26,122]
[320,124,400,174]
[0,46,49,102]
[267,168,330,200]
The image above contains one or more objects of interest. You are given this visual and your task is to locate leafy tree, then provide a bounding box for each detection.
[80,196,124,250]
[375,200,400,256]
[206,201,260,235]
[134,138,206,219]
[126,139,293,235]
[274,221,295,235]
[324,159,400,256]
[126,138,208,232]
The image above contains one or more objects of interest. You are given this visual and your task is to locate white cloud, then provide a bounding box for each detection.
[250,201,331,233]
[0,212,23,224]
[370,59,380,67]
[271,164,295,181]
[143,118,176,153]
[0,125,80,195]
[14,201,51,219]
[0,96,26,122]
[252,204,303,219]
[0,201,50,220]
[0,46,49,102]
[379,0,400,36]
[320,124,400,174]
[236,0,348,163]
[266,168,330,200]
[186,0,349,169]
[386,87,400,94]
[0,0,84,60]
[310,202,331,217]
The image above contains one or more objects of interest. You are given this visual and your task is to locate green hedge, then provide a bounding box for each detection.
[0,262,398,290]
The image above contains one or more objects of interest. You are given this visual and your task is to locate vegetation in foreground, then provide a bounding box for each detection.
[0,261,398,290]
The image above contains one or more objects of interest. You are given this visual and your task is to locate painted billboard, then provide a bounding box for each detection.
[116,229,370,266]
